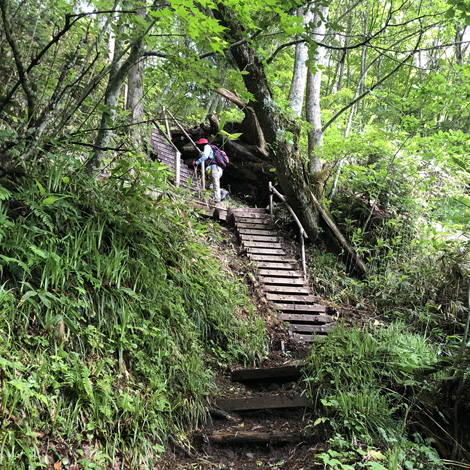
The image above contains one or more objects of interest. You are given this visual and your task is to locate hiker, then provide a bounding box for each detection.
[193,138,228,203]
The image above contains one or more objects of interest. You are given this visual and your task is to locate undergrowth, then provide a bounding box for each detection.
[0,155,267,469]
[304,323,444,470]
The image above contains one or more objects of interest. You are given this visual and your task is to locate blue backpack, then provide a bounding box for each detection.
[210,145,229,169]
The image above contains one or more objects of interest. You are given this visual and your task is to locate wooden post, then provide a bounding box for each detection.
[201,161,205,193]
[301,233,306,277]
[175,151,181,187]
[163,107,171,138]
[163,107,180,186]
[269,181,273,217]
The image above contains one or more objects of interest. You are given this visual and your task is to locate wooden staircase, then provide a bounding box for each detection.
[149,124,332,340]
[229,207,332,342]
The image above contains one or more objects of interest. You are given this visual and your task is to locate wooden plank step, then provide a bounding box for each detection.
[209,430,308,445]
[230,208,269,214]
[238,229,279,236]
[235,219,275,229]
[214,207,228,221]
[262,285,311,294]
[291,328,332,342]
[289,324,334,333]
[249,255,297,263]
[274,303,327,313]
[259,276,307,286]
[258,269,303,277]
[239,235,280,243]
[248,253,297,262]
[246,248,286,255]
[236,222,276,230]
[216,394,310,412]
[279,313,332,323]
[233,213,272,220]
[231,365,302,382]
[243,241,284,249]
[266,293,318,303]
[255,262,299,270]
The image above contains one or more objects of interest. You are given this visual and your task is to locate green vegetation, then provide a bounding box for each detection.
[1,0,470,467]
[304,324,444,469]
[0,158,266,468]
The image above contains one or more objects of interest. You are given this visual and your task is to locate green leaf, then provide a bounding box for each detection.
[36,181,46,196]
[42,196,61,205]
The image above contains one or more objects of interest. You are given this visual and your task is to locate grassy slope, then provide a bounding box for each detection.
[0,160,266,469]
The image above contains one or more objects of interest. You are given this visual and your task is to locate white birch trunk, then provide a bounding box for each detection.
[287,7,315,116]
[306,6,329,174]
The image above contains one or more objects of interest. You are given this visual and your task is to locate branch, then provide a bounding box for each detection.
[69,142,128,152]
[322,32,423,133]
[0,0,36,113]
[215,87,246,109]
[142,51,170,58]
[198,29,264,60]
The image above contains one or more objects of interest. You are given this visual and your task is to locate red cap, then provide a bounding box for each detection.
[197,138,209,144]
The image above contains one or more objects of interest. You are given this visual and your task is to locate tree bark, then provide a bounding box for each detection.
[126,4,147,144]
[306,6,329,175]
[218,7,321,240]
[287,7,314,117]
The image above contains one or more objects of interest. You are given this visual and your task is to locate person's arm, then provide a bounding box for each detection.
[195,144,212,165]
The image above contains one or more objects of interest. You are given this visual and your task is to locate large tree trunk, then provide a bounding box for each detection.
[126,5,146,144]
[217,6,367,274]
[306,6,329,175]
[219,9,321,240]
[287,7,315,117]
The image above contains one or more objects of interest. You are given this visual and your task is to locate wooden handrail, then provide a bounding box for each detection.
[268,182,308,277]
[162,107,205,190]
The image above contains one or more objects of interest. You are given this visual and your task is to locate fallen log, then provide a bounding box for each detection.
[309,190,367,276]
[209,430,310,445]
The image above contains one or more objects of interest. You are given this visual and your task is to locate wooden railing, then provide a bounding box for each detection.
[268,182,308,277]
[162,106,205,190]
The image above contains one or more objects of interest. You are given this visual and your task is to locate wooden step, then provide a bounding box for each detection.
[280,313,331,324]
[246,247,287,255]
[230,208,269,214]
[274,303,327,313]
[231,365,303,382]
[237,222,276,230]
[235,218,274,226]
[289,323,334,333]
[266,293,319,303]
[259,276,307,286]
[262,285,311,294]
[209,430,309,445]
[278,313,331,323]
[216,394,311,412]
[238,229,279,236]
[239,235,280,243]
[249,255,297,263]
[233,213,272,220]
[256,262,299,270]
[243,241,284,249]
[291,327,332,342]
[258,269,303,277]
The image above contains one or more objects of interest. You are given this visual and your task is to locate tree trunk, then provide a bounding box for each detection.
[287,7,314,116]
[126,5,146,144]
[306,6,329,175]
[219,10,321,240]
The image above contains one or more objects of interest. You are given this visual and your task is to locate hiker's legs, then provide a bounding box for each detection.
[211,166,223,203]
